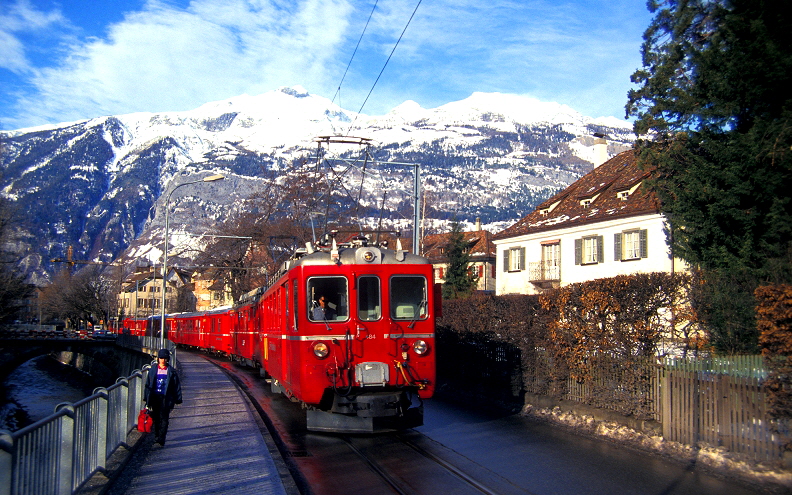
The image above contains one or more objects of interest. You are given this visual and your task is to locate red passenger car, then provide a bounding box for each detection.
[127,235,438,432]
[258,237,437,432]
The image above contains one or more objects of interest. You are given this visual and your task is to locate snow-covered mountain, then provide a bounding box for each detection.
[1,86,634,284]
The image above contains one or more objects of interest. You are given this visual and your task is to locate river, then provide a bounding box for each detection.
[0,355,102,432]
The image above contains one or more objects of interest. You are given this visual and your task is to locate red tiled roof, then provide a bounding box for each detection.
[493,150,660,240]
[423,230,496,263]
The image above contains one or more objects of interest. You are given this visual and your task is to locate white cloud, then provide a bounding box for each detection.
[3,0,355,128]
[1,0,651,130]
[0,0,68,74]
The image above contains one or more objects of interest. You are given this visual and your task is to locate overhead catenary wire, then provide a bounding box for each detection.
[330,0,379,109]
[346,0,423,134]
[310,0,423,238]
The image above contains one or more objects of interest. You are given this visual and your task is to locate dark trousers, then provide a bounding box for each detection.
[148,394,171,443]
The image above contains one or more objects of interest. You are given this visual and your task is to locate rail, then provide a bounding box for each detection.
[0,336,174,495]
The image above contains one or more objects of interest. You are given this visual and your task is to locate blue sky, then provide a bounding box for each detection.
[0,0,654,130]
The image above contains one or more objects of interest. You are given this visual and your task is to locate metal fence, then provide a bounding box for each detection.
[0,338,166,495]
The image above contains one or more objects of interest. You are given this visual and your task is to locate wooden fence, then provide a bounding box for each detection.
[438,331,788,462]
[560,354,785,462]
[518,345,785,462]
[660,366,785,462]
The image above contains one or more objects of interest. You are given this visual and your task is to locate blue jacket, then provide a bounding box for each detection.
[144,364,183,410]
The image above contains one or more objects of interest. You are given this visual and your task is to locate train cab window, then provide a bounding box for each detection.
[390,276,428,320]
[357,276,381,321]
[308,277,348,322]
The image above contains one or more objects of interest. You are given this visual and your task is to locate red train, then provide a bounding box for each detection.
[123,235,438,432]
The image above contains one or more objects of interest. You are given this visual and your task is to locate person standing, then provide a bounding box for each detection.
[144,348,182,446]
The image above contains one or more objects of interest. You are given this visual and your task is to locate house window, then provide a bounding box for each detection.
[541,242,560,279]
[504,247,525,272]
[575,236,604,265]
[614,229,648,261]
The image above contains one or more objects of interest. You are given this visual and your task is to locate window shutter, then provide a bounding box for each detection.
[640,229,648,258]
[503,250,510,271]
[575,239,582,265]
[614,233,622,261]
[597,236,604,263]
[519,247,526,271]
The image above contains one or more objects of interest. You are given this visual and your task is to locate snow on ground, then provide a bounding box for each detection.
[521,404,792,493]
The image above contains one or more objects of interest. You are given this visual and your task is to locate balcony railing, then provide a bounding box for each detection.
[528,260,560,282]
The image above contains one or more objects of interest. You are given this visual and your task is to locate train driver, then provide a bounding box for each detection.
[312,295,337,321]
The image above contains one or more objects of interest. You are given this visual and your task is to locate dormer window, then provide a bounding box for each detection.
[617,181,643,201]
[579,193,599,208]
[538,199,562,216]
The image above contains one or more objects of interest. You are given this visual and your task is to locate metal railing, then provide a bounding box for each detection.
[527,260,560,282]
[0,366,151,495]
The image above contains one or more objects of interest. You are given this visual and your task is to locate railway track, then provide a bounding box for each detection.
[340,433,522,495]
[208,351,534,495]
[338,431,535,495]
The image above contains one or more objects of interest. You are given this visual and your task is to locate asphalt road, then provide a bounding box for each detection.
[211,352,781,495]
[417,397,776,495]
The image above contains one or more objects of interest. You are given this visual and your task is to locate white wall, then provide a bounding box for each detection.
[495,213,686,295]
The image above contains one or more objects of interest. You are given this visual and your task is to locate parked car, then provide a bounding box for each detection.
[91,326,113,339]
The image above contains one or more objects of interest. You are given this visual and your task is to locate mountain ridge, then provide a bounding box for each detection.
[1,87,635,284]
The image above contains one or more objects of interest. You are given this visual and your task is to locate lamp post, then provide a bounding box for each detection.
[160,174,225,349]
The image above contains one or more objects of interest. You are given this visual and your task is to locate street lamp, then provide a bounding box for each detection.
[160,174,225,349]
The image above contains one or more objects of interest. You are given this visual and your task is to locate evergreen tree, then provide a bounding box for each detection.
[0,197,33,322]
[627,0,792,353]
[442,222,478,299]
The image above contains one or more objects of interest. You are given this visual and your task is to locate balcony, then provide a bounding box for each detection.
[528,260,560,284]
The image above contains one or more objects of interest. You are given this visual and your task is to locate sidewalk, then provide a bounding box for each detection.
[110,351,297,495]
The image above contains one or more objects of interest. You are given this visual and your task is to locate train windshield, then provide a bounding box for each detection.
[357,276,381,321]
[389,276,428,320]
[307,276,348,322]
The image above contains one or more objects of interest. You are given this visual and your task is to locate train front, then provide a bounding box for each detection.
[285,238,437,433]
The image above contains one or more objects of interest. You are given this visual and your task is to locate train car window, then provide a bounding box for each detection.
[390,276,428,320]
[357,276,381,321]
[307,276,348,322]
[292,280,298,329]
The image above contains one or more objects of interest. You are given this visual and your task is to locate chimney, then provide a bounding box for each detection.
[593,132,608,167]
[475,217,482,231]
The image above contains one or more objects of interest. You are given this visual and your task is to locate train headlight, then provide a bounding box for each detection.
[362,250,376,262]
[313,342,330,359]
[412,340,429,355]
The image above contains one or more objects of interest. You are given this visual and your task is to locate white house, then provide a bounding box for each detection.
[493,149,687,295]
[117,266,192,317]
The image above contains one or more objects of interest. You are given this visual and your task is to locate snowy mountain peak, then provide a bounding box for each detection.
[277,85,311,98]
[435,92,585,126]
[1,87,637,284]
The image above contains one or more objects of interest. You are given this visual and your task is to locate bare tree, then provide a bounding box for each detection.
[40,266,115,327]
[197,167,349,300]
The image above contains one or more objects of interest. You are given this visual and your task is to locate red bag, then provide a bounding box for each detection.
[137,408,153,433]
